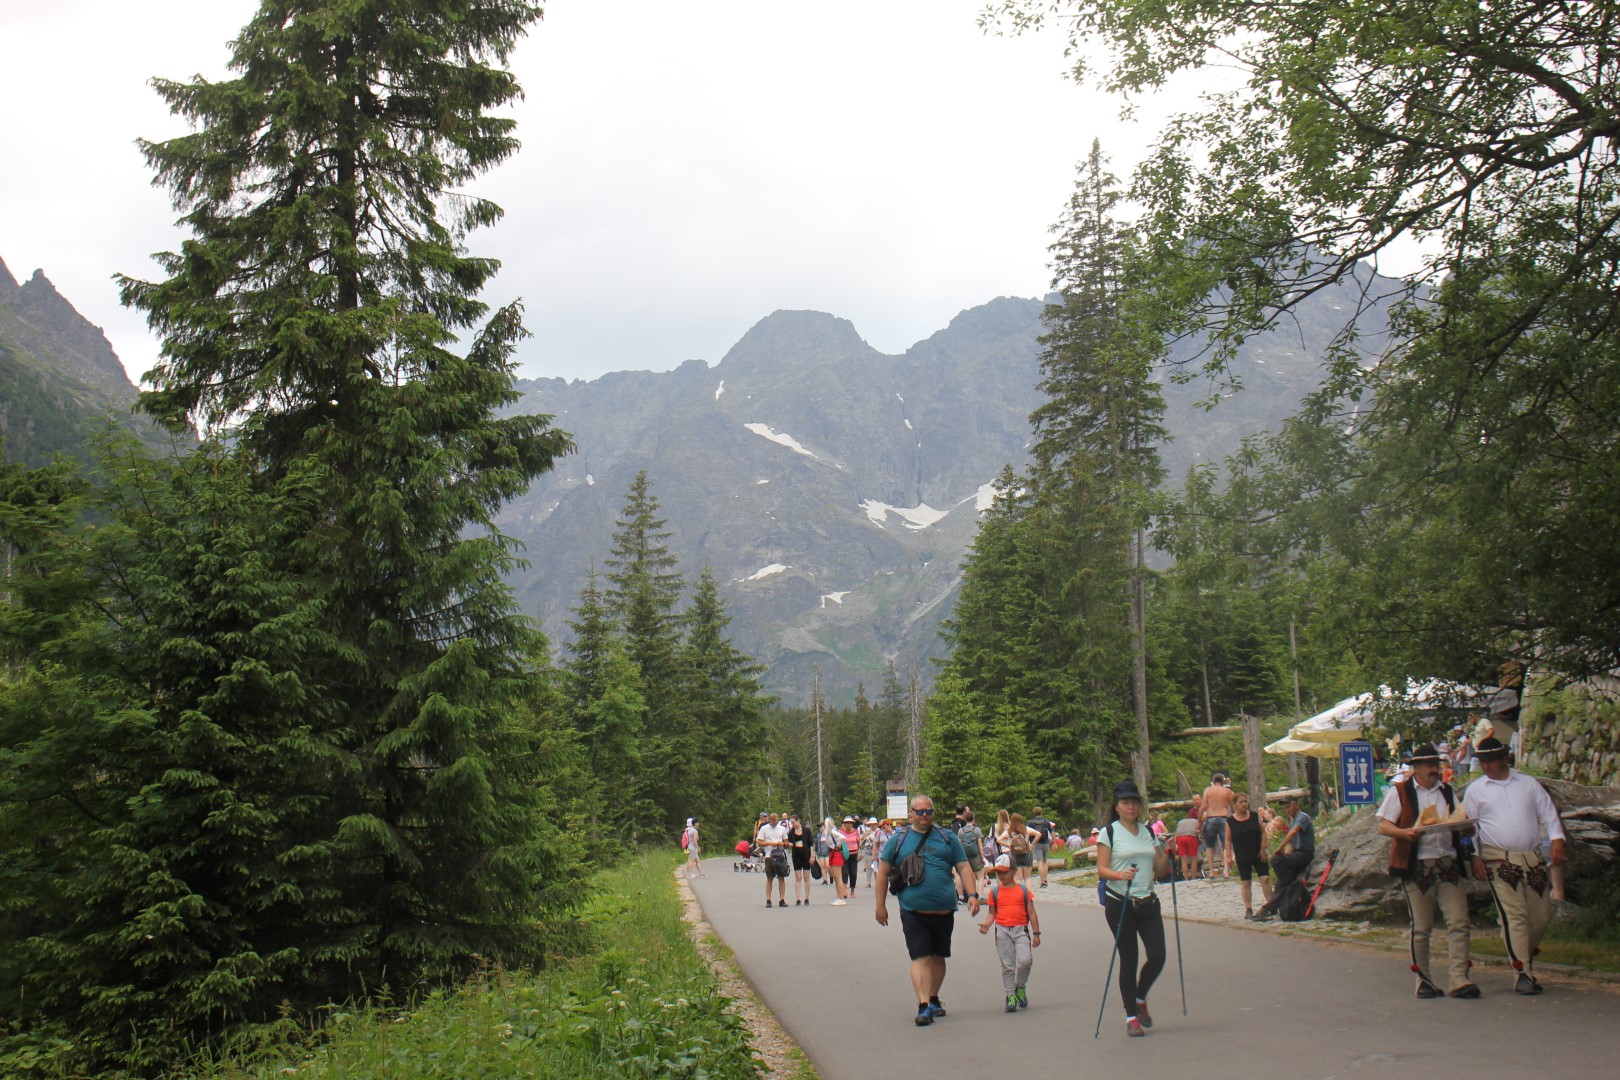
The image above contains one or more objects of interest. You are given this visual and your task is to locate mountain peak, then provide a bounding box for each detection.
[0,257,135,398]
[720,309,879,366]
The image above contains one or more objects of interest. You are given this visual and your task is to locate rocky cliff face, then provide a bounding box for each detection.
[501,275,1394,703]
[0,255,171,465]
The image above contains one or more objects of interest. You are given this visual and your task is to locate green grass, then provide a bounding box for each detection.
[180,852,764,1080]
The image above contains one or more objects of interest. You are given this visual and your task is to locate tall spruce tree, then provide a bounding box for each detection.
[9,2,581,1064]
[1030,139,1168,797]
[602,470,690,832]
[562,570,648,829]
[680,568,773,836]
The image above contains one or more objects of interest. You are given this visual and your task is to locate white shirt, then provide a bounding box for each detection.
[1462,770,1565,853]
[1376,779,1455,860]
[757,822,789,849]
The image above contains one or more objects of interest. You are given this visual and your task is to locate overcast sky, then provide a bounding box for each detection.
[2,0,1176,385]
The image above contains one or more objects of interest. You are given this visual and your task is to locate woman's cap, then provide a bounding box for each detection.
[1113,779,1144,802]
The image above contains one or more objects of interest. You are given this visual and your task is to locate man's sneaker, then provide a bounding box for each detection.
[1126,1017,1145,1037]
[1449,983,1481,999]
[778,899,787,907]
[915,1004,934,1026]
[1005,994,1018,1013]
[927,998,947,1018]
[765,900,772,908]
[1515,972,1543,995]
[1015,986,1028,1009]
[1416,981,1444,999]
[1135,1000,1150,1027]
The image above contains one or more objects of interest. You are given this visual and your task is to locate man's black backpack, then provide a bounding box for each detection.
[1274,877,1312,922]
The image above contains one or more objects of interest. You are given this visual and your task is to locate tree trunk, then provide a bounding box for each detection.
[1130,527,1151,796]
[1241,712,1267,807]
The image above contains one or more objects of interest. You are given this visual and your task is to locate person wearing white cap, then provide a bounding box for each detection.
[978,852,1041,1012]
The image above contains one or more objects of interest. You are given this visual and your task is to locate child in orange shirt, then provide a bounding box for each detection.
[979,853,1041,1011]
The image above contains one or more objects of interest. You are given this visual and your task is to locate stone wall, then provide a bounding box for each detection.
[1520,679,1620,787]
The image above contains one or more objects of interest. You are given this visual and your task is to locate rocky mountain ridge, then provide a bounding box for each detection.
[501,275,1393,704]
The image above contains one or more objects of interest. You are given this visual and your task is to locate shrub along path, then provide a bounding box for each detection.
[690,857,1620,1079]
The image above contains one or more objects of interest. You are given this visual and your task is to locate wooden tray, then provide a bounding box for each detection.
[1411,817,1476,835]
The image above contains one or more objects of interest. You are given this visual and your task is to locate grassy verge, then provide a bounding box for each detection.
[190,851,763,1079]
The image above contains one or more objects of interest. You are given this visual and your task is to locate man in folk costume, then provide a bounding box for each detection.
[1376,744,1480,999]
[1462,736,1567,995]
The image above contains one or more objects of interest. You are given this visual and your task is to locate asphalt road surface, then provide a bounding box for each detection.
[690,859,1619,1080]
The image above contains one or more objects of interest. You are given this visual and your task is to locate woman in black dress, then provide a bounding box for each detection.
[1226,791,1273,918]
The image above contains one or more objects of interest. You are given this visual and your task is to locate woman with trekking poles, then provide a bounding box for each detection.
[1096,780,1174,1038]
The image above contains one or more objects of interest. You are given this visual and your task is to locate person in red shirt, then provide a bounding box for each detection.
[979,853,1041,1011]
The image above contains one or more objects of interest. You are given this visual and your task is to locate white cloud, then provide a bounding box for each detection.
[0,1,1194,386]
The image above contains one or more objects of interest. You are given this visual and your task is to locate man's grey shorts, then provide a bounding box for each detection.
[1033,841,1051,863]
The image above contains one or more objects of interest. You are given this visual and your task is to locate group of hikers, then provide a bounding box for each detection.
[684,730,1568,1037]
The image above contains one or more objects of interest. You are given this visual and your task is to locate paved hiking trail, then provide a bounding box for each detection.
[689,860,1619,1080]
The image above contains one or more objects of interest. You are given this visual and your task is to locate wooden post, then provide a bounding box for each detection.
[1241,712,1267,808]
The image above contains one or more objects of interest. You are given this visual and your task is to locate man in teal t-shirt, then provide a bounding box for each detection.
[875,796,980,1026]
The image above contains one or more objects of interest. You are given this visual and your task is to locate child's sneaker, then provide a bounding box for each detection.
[1015,986,1028,1009]
[1005,994,1017,1013]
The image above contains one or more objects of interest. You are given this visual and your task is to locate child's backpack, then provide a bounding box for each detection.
[988,881,1030,917]
[1275,876,1312,922]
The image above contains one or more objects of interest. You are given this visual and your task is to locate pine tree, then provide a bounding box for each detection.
[680,567,773,838]
[602,470,689,831]
[563,570,648,830]
[1030,139,1168,796]
[12,2,576,1064]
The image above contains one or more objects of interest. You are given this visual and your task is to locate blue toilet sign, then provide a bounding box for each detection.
[1340,741,1376,805]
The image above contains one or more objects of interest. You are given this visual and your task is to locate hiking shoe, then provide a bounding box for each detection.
[1135,1000,1150,1027]
[765,901,772,908]
[927,998,947,1018]
[778,899,787,907]
[1449,983,1481,999]
[915,1004,934,1026]
[1515,972,1542,995]
[1416,982,1443,999]
[1005,994,1018,1013]
[1126,1017,1145,1037]
[1015,986,1028,1009]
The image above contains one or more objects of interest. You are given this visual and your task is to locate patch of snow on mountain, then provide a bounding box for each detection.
[895,393,904,404]
[586,474,595,486]
[715,380,726,400]
[744,563,790,582]
[860,499,949,530]
[972,481,998,511]
[744,422,819,460]
[756,478,770,485]
[904,418,913,430]
[821,591,850,607]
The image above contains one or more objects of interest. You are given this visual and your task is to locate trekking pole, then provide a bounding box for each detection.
[1094,862,1135,1038]
[1167,840,1187,1016]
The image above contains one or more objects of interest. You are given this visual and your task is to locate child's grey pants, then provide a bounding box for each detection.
[994,924,1033,994]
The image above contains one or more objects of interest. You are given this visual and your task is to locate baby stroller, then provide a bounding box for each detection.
[734,839,762,873]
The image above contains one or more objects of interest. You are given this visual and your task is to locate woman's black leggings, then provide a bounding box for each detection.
[843,856,859,890]
[1102,894,1167,1016]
